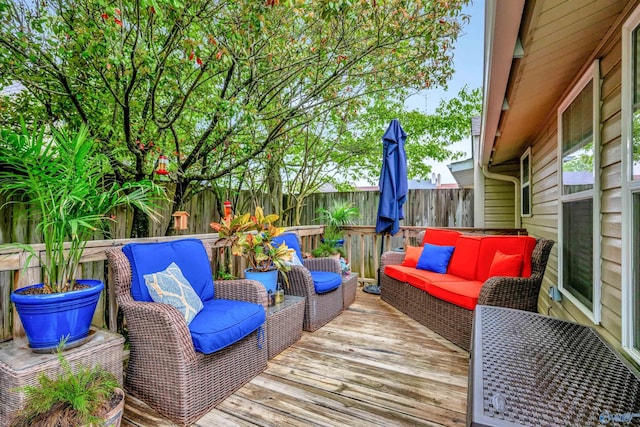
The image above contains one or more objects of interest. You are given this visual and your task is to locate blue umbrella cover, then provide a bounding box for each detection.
[366,119,408,295]
[375,119,408,235]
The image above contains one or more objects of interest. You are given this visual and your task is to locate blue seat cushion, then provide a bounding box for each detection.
[123,239,215,303]
[272,233,303,261]
[189,299,266,354]
[310,271,342,294]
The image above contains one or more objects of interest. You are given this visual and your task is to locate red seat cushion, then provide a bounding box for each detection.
[404,270,465,289]
[422,228,461,246]
[401,246,423,268]
[424,280,485,311]
[447,235,482,280]
[488,250,523,277]
[475,236,537,282]
[384,265,418,283]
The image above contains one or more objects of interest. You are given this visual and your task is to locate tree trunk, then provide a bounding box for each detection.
[266,161,283,215]
[130,205,150,238]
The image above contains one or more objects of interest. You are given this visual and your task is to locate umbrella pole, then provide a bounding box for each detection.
[363,234,385,295]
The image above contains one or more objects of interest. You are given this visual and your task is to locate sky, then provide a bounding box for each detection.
[405,0,484,184]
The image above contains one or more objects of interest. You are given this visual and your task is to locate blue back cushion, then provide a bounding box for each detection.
[123,239,215,302]
[272,233,303,261]
[416,243,455,274]
[189,299,265,354]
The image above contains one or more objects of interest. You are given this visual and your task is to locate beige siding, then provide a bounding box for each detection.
[523,22,624,353]
[483,163,518,228]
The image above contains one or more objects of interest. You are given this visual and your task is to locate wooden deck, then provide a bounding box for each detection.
[122,289,470,426]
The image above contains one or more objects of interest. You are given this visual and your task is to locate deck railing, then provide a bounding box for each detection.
[0,225,526,341]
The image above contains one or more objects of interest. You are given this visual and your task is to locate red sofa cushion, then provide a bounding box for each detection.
[424,280,485,311]
[404,269,465,290]
[422,228,461,246]
[447,235,481,280]
[384,265,418,283]
[401,246,423,268]
[475,236,537,282]
[488,250,523,277]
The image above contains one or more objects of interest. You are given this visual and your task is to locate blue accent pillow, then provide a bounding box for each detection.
[416,243,455,274]
[189,299,266,354]
[123,239,215,303]
[143,262,204,325]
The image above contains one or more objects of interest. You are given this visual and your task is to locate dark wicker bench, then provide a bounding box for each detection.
[380,238,554,351]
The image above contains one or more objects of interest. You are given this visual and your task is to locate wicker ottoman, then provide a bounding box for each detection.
[0,329,124,425]
[342,273,358,309]
[266,295,305,359]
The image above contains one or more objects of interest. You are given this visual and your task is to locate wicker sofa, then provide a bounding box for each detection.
[380,228,554,351]
[106,239,268,426]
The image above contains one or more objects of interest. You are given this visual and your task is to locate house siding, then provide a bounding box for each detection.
[524,19,625,352]
[483,163,519,228]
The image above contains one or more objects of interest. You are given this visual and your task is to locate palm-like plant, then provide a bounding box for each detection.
[315,201,360,245]
[0,124,165,293]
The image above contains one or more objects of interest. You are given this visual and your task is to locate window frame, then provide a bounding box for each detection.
[621,6,640,366]
[520,147,532,217]
[556,60,601,325]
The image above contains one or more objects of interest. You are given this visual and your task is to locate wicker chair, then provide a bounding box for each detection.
[106,241,268,426]
[274,232,344,332]
[380,238,554,351]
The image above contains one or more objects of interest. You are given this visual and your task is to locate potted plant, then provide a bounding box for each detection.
[315,201,360,247]
[311,241,345,259]
[10,341,125,427]
[210,206,293,293]
[0,124,164,350]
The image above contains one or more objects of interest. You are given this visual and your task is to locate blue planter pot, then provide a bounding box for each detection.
[10,279,104,350]
[244,269,278,294]
[320,238,345,247]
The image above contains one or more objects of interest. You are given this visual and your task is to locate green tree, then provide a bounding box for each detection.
[267,86,482,225]
[0,0,470,236]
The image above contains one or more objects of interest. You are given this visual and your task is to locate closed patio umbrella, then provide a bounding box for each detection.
[364,119,408,295]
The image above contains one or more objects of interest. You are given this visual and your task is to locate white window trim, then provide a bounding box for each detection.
[520,147,532,218]
[556,60,601,325]
[621,6,640,366]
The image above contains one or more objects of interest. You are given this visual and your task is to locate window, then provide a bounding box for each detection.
[622,7,640,364]
[521,148,531,217]
[557,60,600,323]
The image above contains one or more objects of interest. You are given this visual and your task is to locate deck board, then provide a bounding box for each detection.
[122,289,469,426]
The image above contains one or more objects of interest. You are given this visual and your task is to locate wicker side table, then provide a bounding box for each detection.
[266,295,305,359]
[342,272,358,309]
[0,328,124,426]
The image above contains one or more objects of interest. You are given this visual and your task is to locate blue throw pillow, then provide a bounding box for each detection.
[144,262,204,325]
[416,243,455,274]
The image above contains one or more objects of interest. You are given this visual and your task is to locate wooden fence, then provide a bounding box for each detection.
[0,188,475,342]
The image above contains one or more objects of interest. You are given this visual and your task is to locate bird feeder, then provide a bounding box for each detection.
[172,211,190,230]
[155,154,169,175]
[224,200,232,219]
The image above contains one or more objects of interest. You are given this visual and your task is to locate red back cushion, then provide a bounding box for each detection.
[422,228,461,246]
[475,236,537,282]
[447,235,481,280]
[488,250,523,277]
[401,246,423,268]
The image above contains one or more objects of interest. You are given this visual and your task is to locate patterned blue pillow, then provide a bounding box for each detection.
[143,262,204,325]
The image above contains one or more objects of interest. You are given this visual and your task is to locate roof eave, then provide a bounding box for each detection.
[480,0,525,167]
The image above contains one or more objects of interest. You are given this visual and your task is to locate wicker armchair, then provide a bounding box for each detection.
[106,241,268,426]
[274,232,344,331]
[380,238,554,351]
